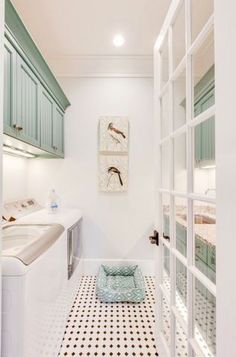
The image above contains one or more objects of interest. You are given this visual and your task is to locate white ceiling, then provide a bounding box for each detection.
[11,0,171,57]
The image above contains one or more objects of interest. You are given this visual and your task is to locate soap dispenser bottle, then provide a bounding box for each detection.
[46,189,59,214]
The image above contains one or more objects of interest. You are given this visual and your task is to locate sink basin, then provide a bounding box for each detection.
[3,225,51,252]
[2,224,64,265]
[177,214,215,224]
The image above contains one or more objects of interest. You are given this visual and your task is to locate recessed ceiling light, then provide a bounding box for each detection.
[113,34,125,47]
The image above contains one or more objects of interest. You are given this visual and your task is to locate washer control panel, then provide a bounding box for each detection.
[3,199,42,221]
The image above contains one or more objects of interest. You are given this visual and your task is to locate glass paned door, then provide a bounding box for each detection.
[155,1,216,356]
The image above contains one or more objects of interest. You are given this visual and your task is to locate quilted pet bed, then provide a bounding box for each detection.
[96,265,146,303]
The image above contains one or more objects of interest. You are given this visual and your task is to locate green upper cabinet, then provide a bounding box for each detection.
[16,55,40,146]
[40,87,65,157]
[4,0,70,158]
[53,106,64,157]
[194,66,215,166]
[3,38,17,136]
[40,87,54,153]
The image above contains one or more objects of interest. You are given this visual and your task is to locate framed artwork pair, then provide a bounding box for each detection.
[98,116,129,192]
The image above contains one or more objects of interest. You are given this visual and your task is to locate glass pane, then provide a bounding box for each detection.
[162,245,170,296]
[161,89,170,138]
[194,117,216,195]
[176,321,188,357]
[193,31,215,118]
[173,68,186,130]
[162,194,170,240]
[194,278,216,356]
[194,201,216,283]
[160,34,169,88]
[175,198,187,257]
[173,3,185,69]
[161,141,170,189]
[174,133,187,192]
[176,259,187,322]
[162,294,171,347]
[191,0,214,43]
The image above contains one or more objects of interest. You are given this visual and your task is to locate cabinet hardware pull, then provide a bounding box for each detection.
[13,124,23,131]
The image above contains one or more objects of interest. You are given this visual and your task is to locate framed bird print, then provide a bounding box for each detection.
[99,155,128,192]
[99,116,129,153]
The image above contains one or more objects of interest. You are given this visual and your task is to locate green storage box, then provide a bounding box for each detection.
[96,264,146,303]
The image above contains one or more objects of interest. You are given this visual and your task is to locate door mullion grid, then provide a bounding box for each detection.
[168,22,176,357]
[186,0,194,355]
[157,44,166,349]
[157,0,216,356]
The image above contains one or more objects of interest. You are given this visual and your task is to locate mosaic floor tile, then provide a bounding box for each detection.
[59,276,158,357]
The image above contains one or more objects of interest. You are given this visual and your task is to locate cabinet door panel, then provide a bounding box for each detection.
[17,56,40,146]
[4,39,17,136]
[194,87,215,164]
[53,106,64,157]
[40,88,54,153]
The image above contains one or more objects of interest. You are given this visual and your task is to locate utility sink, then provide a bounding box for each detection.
[178,214,215,224]
[2,224,64,265]
[3,225,51,251]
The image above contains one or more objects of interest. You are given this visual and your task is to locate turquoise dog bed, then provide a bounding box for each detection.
[96,265,146,303]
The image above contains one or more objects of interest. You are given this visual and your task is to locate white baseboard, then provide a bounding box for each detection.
[79,258,155,276]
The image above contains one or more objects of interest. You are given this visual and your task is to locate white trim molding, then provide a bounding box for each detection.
[45,54,153,78]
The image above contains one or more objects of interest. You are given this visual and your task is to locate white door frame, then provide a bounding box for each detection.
[214,1,236,356]
[0,0,5,353]
[154,0,216,356]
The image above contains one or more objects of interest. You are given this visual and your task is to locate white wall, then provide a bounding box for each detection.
[2,154,28,203]
[215,0,236,356]
[26,77,155,261]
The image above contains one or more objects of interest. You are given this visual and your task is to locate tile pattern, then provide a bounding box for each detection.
[162,268,216,357]
[59,276,159,357]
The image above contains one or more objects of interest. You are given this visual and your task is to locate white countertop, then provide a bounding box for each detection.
[14,208,82,230]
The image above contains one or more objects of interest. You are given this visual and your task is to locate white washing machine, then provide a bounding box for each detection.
[1,199,82,357]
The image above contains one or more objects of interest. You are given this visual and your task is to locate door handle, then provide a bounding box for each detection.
[163,234,170,241]
[149,230,159,246]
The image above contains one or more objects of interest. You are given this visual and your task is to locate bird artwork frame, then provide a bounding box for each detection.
[99,155,128,192]
[99,116,129,153]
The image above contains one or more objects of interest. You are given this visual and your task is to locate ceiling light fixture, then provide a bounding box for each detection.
[113,34,125,47]
[3,145,36,158]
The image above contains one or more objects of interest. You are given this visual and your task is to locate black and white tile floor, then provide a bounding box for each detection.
[162,270,216,357]
[59,276,159,357]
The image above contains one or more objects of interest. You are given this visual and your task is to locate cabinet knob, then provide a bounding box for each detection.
[13,124,23,131]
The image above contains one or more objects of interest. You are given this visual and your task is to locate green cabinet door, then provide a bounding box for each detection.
[176,222,187,257]
[4,39,17,136]
[16,55,40,146]
[53,105,64,157]
[194,87,215,166]
[40,87,54,153]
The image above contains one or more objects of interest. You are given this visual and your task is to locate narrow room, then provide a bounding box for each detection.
[0,1,235,356]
